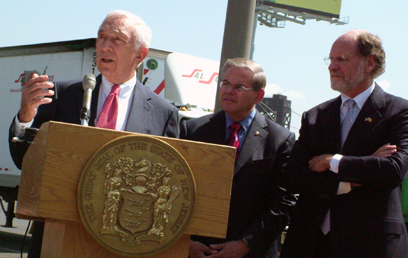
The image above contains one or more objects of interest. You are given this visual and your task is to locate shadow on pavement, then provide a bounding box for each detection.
[0,231,31,254]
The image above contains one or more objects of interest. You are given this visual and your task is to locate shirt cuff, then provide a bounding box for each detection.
[337,182,352,195]
[329,154,352,195]
[13,114,34,137]
[329,154,342,173]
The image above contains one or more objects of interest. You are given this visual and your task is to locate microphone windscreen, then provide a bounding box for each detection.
[83,74,96,90]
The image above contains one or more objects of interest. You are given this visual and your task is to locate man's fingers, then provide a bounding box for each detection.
[371,143,397,157]
[308,154,332,172]
[19,74,54,122]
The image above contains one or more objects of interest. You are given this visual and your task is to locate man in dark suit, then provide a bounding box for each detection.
[180,58,296,258]
[9,10,178,258]
[280,30,408,258]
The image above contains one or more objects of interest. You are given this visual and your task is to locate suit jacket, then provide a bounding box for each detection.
[9,74,178,169]
[180,110,296,258]
[280,84,408,258]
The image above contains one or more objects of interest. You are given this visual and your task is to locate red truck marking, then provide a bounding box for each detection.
[182,69,203,78]
[14,72,54,86]
[14,72,36,86]
[14,73,25,83]
[154,80,165,95]
[199,72,219,84]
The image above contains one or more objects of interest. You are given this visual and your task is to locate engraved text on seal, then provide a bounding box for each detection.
[78,136,196,257]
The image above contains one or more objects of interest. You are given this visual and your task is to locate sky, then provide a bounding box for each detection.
[1,0,407,134]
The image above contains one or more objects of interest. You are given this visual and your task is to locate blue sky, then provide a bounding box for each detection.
[1,0,407,133]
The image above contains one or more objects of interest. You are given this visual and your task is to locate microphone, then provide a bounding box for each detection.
[80,74,96,126]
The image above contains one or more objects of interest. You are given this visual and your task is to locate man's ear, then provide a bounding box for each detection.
[136,46,149,66]
[365,55,376,74]
[254,89,265,104]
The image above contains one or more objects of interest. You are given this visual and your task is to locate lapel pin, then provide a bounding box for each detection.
[365,117,372,122]
[255,131,260,136]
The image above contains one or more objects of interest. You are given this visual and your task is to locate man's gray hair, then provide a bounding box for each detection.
[222,58,266,90]
[101,10,152,50]
[356,30,385,78]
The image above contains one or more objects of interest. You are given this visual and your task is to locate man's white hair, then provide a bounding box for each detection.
[101,10,152,50]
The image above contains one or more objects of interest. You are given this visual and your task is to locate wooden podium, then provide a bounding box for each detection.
[16,121,234,258]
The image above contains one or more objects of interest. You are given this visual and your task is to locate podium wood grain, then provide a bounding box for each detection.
[17,121,234,257]
[42,219,190,258]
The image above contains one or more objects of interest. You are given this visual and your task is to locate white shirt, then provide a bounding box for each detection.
[330,82,375,194]
[14,74,137,135]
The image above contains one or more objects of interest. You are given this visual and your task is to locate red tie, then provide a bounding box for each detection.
[96,85,121,129]
[226,122,242,160]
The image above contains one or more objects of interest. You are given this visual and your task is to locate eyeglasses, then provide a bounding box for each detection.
[324,54,360,65]
[220,81,256,92]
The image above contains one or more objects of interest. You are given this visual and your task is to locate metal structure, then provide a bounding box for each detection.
[250,0,349,129]
[215,0,257,112]
[257,94,292,129]
[214,0,349,129]
[257,101,277,123]
[256,0,349,28]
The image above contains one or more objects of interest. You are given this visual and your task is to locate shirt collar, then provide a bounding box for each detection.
[340,82,375,110]
[225,109,256,132]
[100,74,137,98]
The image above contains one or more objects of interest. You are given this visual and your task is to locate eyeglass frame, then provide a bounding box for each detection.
[219,80,257,92]
[323,54,361,65]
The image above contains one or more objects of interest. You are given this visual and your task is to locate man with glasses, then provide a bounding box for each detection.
[180,58,296,258]
[280,30,408,258]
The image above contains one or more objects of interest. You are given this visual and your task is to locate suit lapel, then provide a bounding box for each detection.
[342,85,385,152]
[321,97,342,153]
[208,111,228,145]
[125,80,153,133]
[234,111,268,176]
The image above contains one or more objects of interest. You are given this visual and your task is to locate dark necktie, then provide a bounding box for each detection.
[226,122,242,160]
[96,85,121,129]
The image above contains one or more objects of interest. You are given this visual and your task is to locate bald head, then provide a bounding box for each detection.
[328,29,386,97]
[336,29,365,42]
[334,29,385,78]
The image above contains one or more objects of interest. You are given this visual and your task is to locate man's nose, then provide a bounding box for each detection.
[225,85,235,94]
[328,61,339,72]
[101,38,113,51]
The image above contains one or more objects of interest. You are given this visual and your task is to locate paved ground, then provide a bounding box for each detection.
[0,200,31,258]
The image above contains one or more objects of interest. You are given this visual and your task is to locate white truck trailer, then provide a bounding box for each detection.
[0,38,219,226]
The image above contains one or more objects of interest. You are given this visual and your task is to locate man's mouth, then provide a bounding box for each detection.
[223,98,236,103]
[330,74,343,79]
[101,58,114,63]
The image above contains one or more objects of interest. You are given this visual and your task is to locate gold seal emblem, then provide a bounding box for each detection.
[78,135,196,257]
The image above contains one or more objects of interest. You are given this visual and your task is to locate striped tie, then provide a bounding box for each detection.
[226,122,242,160]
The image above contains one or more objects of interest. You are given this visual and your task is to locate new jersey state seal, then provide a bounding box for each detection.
[78,135,196,257]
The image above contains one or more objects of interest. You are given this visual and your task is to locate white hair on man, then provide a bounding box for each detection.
[101,10,152,50]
